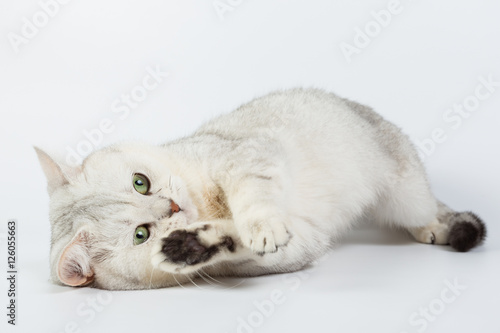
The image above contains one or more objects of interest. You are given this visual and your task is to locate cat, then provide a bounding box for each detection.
[36,88,486,290]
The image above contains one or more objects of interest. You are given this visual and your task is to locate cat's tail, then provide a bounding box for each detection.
[437,202,487,252]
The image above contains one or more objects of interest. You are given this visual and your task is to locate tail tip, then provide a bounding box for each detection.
[449,212,486,252]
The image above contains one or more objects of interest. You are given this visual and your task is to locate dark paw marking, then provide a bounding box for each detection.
[222,236,235,252]
[161,230,235,265]
[161,230,217,265]
[200,224,211,231]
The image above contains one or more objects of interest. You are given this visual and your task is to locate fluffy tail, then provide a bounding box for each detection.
[438,203,487,252]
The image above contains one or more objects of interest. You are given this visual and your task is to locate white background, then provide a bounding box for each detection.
[1,0,499,332]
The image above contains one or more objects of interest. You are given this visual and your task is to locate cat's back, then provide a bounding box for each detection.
[192,88,418,171]
[195,88,390,146]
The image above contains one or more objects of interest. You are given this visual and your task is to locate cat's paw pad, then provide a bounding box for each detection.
[160,229,218,265]
[152,225,234,273]
[238,219,290,254]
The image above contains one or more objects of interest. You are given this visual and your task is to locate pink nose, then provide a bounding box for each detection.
[171,200,181,213]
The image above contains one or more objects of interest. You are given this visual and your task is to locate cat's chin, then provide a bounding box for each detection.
[153,259,198,275]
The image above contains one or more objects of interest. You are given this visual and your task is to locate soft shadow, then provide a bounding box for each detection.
[338,223,414,247]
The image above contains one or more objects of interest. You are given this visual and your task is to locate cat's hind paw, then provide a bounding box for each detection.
[409,219,449,245]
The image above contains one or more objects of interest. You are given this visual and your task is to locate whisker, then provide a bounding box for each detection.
[200,269,247,290]
[186,274,203,289]
[199,269,224,285]
[222,278,247,290]
[196,271,217,288]
[149,265,156,289]
[172,274,187,289]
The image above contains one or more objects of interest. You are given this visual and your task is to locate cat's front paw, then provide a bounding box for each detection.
[152,224,234,274]
[236,216,291,255]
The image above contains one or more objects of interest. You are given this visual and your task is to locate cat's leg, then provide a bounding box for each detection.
[225,174,291,254]
[151,217,321,277]
[151,219,253,275]
[407,202,486,251]
[219,140,292,255]
[372,169,447,243]
[373,169,486,251]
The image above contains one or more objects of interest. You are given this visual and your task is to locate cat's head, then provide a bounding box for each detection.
[35,144,198,290]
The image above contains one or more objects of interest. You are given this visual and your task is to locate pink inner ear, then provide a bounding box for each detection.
[60,268,94,287]
[58,232,94,287]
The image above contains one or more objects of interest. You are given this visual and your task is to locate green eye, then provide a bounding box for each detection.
[133,173,150,195]
[133,226,150,245]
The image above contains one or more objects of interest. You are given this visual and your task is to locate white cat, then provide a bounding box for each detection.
[36,88,486,290]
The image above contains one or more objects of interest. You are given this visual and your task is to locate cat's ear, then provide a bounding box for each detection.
[34,147,79,195]
[57,227,94,287]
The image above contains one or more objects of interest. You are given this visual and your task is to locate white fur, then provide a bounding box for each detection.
[37,88,465,290]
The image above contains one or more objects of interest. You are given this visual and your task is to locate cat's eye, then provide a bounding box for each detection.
[133,226,150,245]
[133,173,150,195]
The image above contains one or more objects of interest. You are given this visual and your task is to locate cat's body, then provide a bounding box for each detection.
[36,88,486,290]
